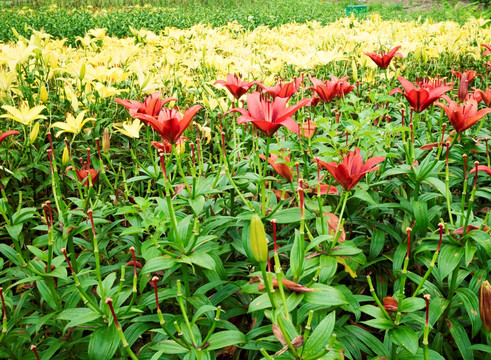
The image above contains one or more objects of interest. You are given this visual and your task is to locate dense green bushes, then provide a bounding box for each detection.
[0,0,476,44]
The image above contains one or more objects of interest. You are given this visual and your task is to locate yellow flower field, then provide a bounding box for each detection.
[0,15,489,111]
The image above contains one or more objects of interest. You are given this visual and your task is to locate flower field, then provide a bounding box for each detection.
[1,11,491,360]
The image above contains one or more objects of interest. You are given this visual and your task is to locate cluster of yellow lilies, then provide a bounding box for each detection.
[0,14,489,141]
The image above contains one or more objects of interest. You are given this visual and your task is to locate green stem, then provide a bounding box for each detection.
[328,190,349,254]
[261,136,272,216]
[277,315,300,359]
[93,235,105,301]
[412,251,439,297]
[367,275,392,321]
[201,306,221,346]
[157,309,188,348]
[176,280,197,347]
[116,327,139,360]
[273,252,290,320]
[259,262,276,310]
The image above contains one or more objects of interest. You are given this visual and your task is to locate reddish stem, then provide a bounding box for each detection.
[406,227,412,260]
[424,294,431,326]
[31,345,40,360]
[129,247,137,278]
[272,219,278,254]
[87,209,96,238]
[437,223,444,253]
[105,298,120,330]
[152,276,160,312]
[61,248,74,275]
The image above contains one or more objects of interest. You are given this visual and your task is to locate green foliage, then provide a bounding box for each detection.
[0,0,477,44]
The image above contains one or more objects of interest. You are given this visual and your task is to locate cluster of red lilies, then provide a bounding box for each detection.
[110,43,491,193]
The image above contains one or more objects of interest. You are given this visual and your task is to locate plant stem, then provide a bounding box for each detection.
[367,275,392,321]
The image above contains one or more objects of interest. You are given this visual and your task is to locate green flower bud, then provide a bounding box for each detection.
[29,122,39,144]
[250,214,268,263]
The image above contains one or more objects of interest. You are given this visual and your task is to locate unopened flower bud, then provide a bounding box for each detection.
[40,86,48,104]
[480,280,491,332]
[102,128,110,154]
[250,214,268,263]
[29,122,39,144]
[62,146,70,165]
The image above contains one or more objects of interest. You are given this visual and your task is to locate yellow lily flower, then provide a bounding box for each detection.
[51,111,95,137]
[1,102,46,126]
[113,118,143,139]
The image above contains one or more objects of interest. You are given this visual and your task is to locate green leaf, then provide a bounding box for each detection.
[0,244,21,265]
[389,325,418,354]
[448,318,474,360]
[88,325,120,360]
[456,288,481,338]
[290,230,305,280]
[397,348,445,359]
[206,330,246,350]
[465,240,477,267]
[152,340,189,354]
[6,224,22,241]
[412,201,428,235]
[304,284,347,306]
[352,189,376,205]
[248,293,271,312]
[346,325,390,357]
[270,208,315,224]
[188,195,205,215]
[120,227,144,236]
[398,297,425,313]
[187,252,215,270]
[330,242,362,256]
[424,177,447,198]
[302,311,335,358]
[141,256,176,274]
[437,244,463,279]
[468,230,491,256]
[36,279,58,310]
[191,305,217,325]
[360,318,394,330]
[369,229,385,259]
[124,322,155,347]
[58,308,102,330]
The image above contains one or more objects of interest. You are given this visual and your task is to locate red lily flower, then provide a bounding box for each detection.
[0,130,19,145]
[482,44,491,56]
[416,76,454,90]
[316,148,385,191]
[306,76,352,104]
[310,184,338,195]
[136,106,202,144]
[214,74,260,100]
[301,120,316,138]
[364,46,403,70]
[151,137,186,153]
[66,164,100,187]
[435,98,491,133]
[390,76,452,113]
[226,92,310,136]
[115,92,177,119]
[451,70,477,83]
[470,165,491,176]
[259,152,293,182]
[258,77,303,99]
[476,88,491,106]
[337,79,355,98]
